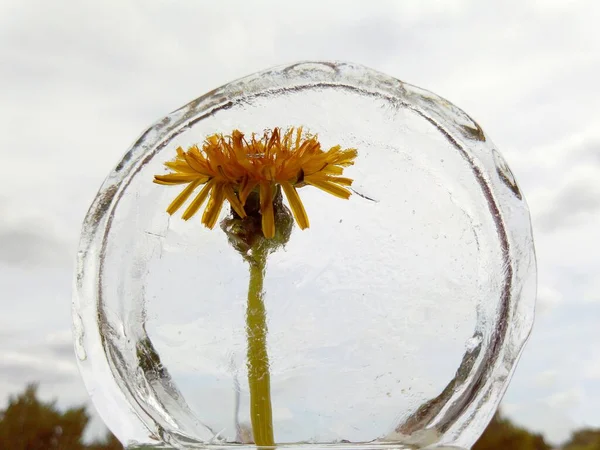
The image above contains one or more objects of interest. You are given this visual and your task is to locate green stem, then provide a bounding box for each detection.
[246,251,275,447]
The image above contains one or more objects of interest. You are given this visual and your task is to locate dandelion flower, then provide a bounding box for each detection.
[154,127,357,238]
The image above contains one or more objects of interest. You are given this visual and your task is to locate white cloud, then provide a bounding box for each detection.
[534,168,600,233]
[536,286,563,315]
[545,388,584,410]
[583,279,600,304]
[0,223,72,267]
[508,401,578,445]
[583,359,600,380]
[534,370,559,389]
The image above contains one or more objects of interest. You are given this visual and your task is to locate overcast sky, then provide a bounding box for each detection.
[1,0,599,446]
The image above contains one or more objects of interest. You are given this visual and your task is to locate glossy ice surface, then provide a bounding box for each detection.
[73,62,536,450]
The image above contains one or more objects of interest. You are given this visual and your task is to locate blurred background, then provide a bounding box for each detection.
[1,1,599,449]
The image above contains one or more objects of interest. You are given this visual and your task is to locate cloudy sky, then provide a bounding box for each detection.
[1,0,599,446]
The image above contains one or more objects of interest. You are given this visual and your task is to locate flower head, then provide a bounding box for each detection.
[154,127,357,238]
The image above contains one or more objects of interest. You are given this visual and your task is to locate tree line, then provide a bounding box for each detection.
[1,384,598,449]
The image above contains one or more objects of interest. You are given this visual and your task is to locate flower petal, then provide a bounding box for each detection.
[166,178,203,215]
[327,148,358,166]
[154,173,203,185]
[326,176,353,186]
[202,182,226,229]
[304,176,352,199]
[320,165,344,175]
[260,182,275,238]
[182,179,215,220]
[281,182,309,230]
[184,150,209,174]
[223,184,247,218]
[239,177,258,205]
[164,160,196,173]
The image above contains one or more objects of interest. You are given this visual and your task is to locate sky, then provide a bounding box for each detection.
[1,0,599,447]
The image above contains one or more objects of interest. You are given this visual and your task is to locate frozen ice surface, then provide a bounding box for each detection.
[73,62,536,450]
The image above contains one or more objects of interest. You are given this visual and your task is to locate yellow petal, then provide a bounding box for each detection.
[326,176,353,186]
[266,127,280,155]
[262,164,276,181]
[294,127,303,150]
[182,179,215,220]
[307,172,353,186]
[281,182,309,230]
[304,177,352,199]
[320,165,344,175]
[260,182,275,239]
[231,131,254,170]
[154,173,203,185]
[166,178,203,215]
[202,182,226,229]
[164,161,196,174]
[223,184,247,218]
[239,177,258,205]
[184,151,209,174]
[331,148,358,166]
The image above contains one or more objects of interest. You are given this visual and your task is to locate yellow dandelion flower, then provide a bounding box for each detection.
[154,127,358,238]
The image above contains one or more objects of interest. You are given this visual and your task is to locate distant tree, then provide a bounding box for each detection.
[0,383,123,450]
[8,383,600,450]
[563,428,600,450]
[473,411,552,450]
[87,433,124,450]
[0,384,88,450]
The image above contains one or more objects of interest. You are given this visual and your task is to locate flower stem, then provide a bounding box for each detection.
[246,250,275,447]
